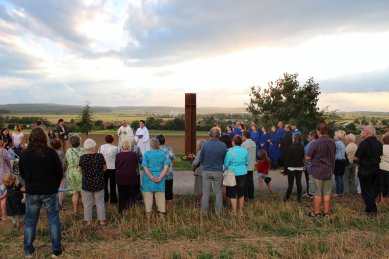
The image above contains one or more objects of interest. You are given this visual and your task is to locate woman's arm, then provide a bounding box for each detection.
[156,165,169,182]
[143,166,156,181]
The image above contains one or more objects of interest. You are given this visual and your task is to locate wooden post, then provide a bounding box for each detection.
[185,93,196,159]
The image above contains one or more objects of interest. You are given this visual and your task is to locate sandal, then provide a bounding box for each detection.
[308,211,321,218]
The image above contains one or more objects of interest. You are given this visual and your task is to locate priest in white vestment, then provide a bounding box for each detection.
[117,120,135,148]
[135,120,151,154]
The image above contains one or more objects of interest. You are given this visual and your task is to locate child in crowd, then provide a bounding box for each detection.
[257,150,273,194]
[0,183,6,221]
[2,173,26,227]
[51,139,67,209]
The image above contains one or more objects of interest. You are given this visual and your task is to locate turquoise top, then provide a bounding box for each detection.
[335,140,346,160]
[224,146,249,176]
[141,149,171,192]
[159,145,176,180]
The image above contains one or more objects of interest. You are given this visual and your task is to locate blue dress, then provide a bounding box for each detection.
[233,127,242,136]
[141,150,171,192]
[227,131,235,139]
[259,132,270,154]
[268,132,280,165]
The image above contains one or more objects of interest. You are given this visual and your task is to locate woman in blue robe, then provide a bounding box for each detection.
[268,125,280,169]
[259,126,270,155]
[250,125,261,159]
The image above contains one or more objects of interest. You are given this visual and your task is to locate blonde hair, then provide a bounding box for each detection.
[334,130,346,140]
[197,139,206,150]
[121,139,132,150]
[3,173,18,186]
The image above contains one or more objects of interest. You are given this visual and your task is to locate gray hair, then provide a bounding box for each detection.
[209,127,220,138]
[346,133,356,142]
[121,139,131,150]
[83,138,96,151]
[363,125,376,136]
[70,135,81,148]
[150,138,160,150]
[292,133,303,144]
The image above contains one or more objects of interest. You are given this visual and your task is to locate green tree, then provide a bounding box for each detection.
[77,102,94,136]
[247,73,328,134]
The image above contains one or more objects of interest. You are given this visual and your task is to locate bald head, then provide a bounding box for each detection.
[209,127,221,138]
[362,125,376,137]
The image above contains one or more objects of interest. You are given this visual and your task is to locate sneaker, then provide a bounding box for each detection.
[302,193,309,198]
[25,252,36,258]
[51,249,63,258]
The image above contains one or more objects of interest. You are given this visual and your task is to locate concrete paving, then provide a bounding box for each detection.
[173,169,291,194]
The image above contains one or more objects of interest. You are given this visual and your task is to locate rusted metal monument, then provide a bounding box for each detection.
[184,93,196,159]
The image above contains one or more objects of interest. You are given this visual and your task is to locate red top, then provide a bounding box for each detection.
[257,160,271,175]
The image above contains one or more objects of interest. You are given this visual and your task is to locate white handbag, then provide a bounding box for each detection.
[223,150,236,187]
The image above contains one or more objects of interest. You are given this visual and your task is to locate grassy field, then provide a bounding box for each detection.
[7,114,173,124]
[0,194,388,258]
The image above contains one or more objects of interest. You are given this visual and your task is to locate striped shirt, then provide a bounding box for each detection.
[306,135,336,180]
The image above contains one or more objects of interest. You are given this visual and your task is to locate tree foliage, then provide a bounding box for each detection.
[77,102,94,136]
[247,73,327,134]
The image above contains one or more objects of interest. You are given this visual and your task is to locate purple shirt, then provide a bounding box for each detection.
[115,151,139,186]
[306,135,336,180]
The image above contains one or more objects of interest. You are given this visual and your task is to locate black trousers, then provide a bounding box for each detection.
[104,169,118,203]
[304,170,310,195]
[359,173,379,213]
[117,185,139,214]
[244,171,254,200]
[285,170,302,201]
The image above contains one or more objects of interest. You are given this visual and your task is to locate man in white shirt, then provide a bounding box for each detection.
[117,120,134,148]
[135,120,151,155]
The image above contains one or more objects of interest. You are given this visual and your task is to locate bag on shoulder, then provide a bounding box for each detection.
[223,149,236,187]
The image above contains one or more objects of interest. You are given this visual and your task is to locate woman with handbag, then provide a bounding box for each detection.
[224,135,249,216]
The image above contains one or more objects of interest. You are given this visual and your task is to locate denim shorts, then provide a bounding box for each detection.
[258,173,268,179]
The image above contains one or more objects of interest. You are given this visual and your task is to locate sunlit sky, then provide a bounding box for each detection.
[1,0,389,111]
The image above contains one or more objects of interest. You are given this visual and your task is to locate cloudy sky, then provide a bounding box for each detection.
[0,0,389,111]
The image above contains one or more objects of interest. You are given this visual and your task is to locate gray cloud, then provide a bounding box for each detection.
[121,0,389,65]
[320,69,389,93]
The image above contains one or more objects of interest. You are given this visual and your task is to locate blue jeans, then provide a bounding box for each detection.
[335,175,344,194]
[24,193,62,255]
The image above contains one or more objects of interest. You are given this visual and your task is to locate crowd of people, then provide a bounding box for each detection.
[0,118,388,257]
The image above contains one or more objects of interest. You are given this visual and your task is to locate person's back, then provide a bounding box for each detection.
[115,151,139,185]
[99,143,120,169]
[200,139,227,171]
[242,138,256,171]
[308,136,336,180]
[20,147,62,195]
[357,136,383,171]
[287,143,305,167]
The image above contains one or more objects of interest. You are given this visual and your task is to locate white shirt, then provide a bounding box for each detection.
[345,142,358,162]
[12,132,24,148]
[380,145,389,172]
[117,125,134,147]
[99,144,120,170]
[135,126,150,154]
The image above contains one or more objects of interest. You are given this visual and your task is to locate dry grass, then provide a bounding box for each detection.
[0,194,388,258]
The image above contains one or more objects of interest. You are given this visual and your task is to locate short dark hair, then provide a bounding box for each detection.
[51,138,62,150]
[233,135,243,146]
[219,134,232,149]
[156,134,165,145]
[139,120,145,124]
[309,130,318,139]
[105,134,114,143]
[58,119,64,123]
[36,120,42,126]
[70,135,81,148]
[317,123,329,135]
[242,130,251,139]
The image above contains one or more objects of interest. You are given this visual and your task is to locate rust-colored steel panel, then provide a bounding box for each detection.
[185,93,196,159]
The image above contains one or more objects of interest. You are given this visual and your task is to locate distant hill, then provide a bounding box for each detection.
[0,103,247,115]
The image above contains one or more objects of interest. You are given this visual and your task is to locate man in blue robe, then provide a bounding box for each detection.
[269,125,280,169]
